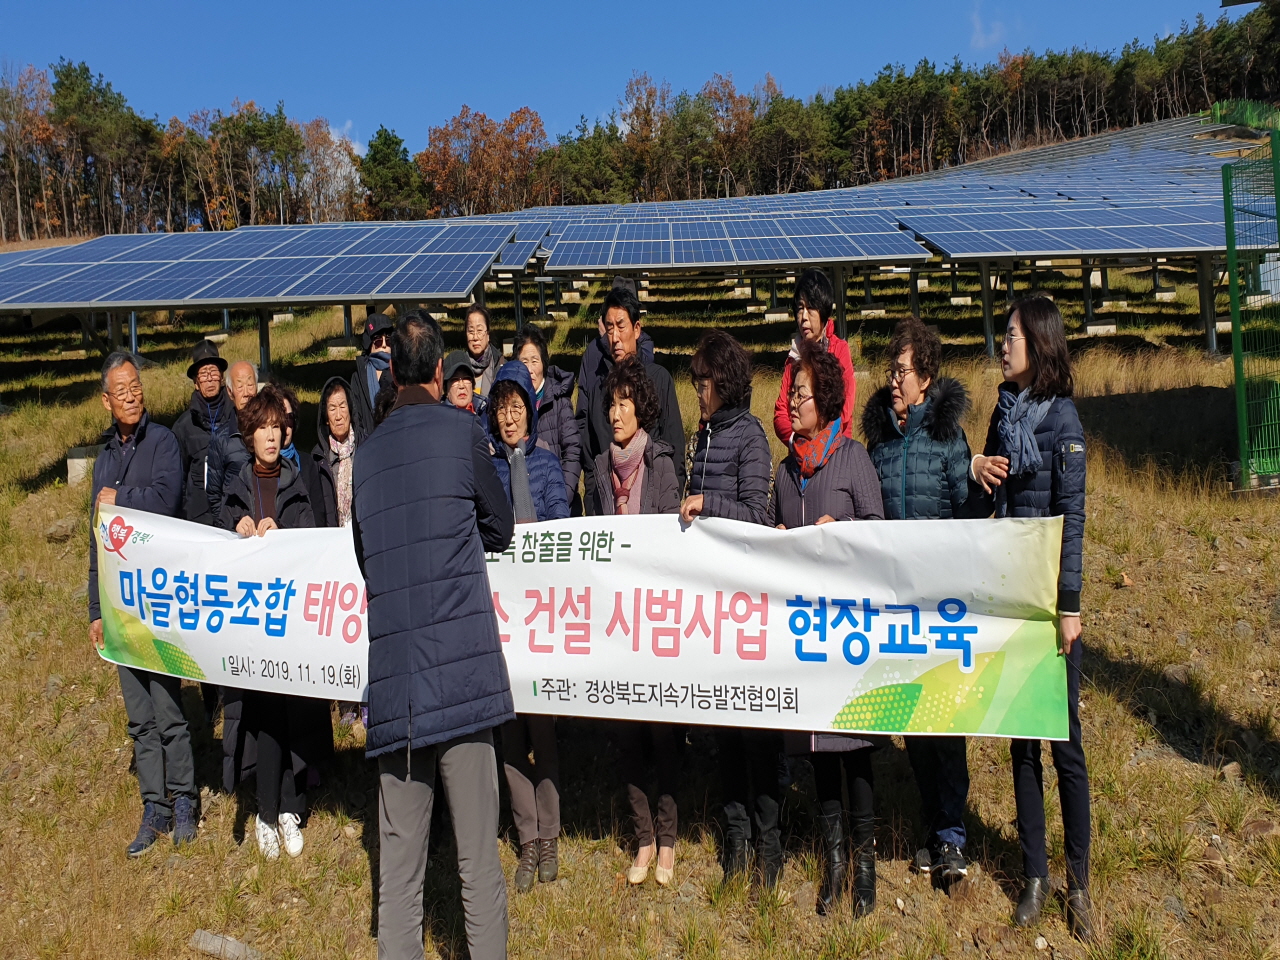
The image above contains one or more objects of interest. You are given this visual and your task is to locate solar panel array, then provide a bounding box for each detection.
[0,222,517,311]
[0,116,1260,313]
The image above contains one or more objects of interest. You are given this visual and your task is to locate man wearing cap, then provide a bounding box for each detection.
[350,313,395,439]
[443,349,488,417]
[172,339,231,525]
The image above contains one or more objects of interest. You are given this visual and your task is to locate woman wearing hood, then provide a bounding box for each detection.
[773,268,856,447]
[466,304,505,398]
[219,386,315,861]
[311,377,366,529]
[861,317,974,904]
[488,360,570,893]
[513,324,582,511]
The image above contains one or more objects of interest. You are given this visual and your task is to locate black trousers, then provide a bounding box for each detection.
[906,735,970,849]
[1012,639,1091,885]
[618,722,679,848]
[246,691,305,821]
[717,727,784,857]
[812,748,875,844]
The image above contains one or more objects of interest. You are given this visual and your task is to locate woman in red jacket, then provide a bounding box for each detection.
[774,268,856,447]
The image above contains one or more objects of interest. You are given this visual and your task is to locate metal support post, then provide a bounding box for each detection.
[950,263,959,298]
[554,280,561,307]
[513,279,524,330]
[863,269,874,305]
[1005,268,1015,301]
[1198,254,1218,354]
[979,261,995,357]
[474,278,487,309]
[1099,266,1110,299]
[343,304,353,343]
[1081,260,1095,324]
[129,311,138,355]
[257,309,272,378]
[1223,164,1248,482]
[83,312,92,346]
[222,308,231,331]
[908,266,920,316]
[769,278,778,309]
[537,279,547,318]
[750,277,757,300]
[834,264,848,340]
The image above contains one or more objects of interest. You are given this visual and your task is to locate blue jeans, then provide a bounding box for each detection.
[906,735,969,850]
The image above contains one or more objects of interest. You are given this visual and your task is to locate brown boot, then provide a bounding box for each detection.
[538,837,559,883]
[514,841,538,893]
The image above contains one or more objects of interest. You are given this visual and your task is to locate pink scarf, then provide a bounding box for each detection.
[328,433,357,526]
[610,429,649,515]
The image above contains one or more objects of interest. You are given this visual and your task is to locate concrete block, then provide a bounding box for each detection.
[746,304,767,314]
[59,349,88,360]
[327,345,359,360]
[270,312,294,326]
[861,308,886,318]
[1155,290,1177,302]
[916,277,929,291]
[950,296,972,306]
[484,281,498,292]
[547,310,569,321]
[572,280,589,290]
[1090,273,1102,288]
[1100,299,1128,310]
[1035,260,1054,267]
[1217,318,1233,334]
[638,290,651,301]
[1085,321,1117,335]
[1247,293,1276,309]
[764,310,791,322]
[727,286,751,299]
[206,333,229,343]
[561,291,581,304]
[67,444,105,485]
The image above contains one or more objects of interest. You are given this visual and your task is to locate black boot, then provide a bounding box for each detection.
[514,840,538,893]
[1066,886,1095,942]
[1013,876,1050,927]
[817,801,846,915]
[722,802,750,880]
[850,816,876,918]
[755,794,783,889]
[537,837,559,883]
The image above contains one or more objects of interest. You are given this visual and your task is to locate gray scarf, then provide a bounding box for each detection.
[995,386,1053,476]
[507,442,538,523]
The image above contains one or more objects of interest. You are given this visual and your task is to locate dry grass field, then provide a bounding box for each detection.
[1,262,1278,960]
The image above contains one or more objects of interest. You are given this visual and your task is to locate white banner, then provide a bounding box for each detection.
[95,507,1070,739]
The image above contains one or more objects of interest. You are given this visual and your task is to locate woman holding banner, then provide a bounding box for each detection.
[862,317,975,891]
[489,360,570,892]
[770,339,884,917]
[970,295,1093,942]
[678,330,783,887]
[220,387,316,860]
[593,357,682,887]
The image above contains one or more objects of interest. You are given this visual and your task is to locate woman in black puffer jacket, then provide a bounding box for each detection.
[970,296,1092,943]
[862,317,973,896]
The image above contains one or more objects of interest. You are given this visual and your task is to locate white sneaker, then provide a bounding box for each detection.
[278,812,304,858]
[254,814,280,860]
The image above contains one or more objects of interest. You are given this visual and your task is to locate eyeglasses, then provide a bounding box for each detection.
[195,366,222,382]
[497,402,527,421]
[106,383,143,402]
[371,334,390,347]
[691,376,713,393]
[788,389,814,406]
[887,365,916,384]
[1003,332,1025,344]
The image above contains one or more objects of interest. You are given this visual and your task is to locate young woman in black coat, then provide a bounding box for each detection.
[771,340,884,918]
[970,296,1093,942]
[220,387,315,861]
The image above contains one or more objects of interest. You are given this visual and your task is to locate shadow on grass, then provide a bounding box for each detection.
[1075,385,1236,476]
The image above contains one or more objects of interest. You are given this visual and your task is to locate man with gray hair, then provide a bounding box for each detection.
[88,352,194,857]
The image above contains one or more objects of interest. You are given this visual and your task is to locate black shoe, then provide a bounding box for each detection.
[912,846,933,875]
[817,801,846,915]
[930,842,968,887]
[172,795,198,848]
[514,841,538,893]
[1066,886,1095,942]
[537,837,558,883]
[126,802,171,858]
[722,802,751,880]
[759,846,784,890]
[1013,876,1050,927]
[852,842,876,918]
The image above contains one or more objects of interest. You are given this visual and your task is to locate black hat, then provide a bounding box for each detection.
[186,339,227,380]
[362,313,395,353]
[443,350,475,384]
[610,276,637,297]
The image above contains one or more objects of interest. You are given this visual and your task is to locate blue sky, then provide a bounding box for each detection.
[0,1,1251,152]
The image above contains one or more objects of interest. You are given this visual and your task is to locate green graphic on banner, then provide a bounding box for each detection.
[831,620,1066,738]
[100,585,206,680]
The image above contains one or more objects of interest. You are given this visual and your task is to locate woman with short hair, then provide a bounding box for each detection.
[311,377,365,528]
[220,387,315,860]
[773,267,856,447]
[513,323,582,510]
[862,316,974,894]
[465,304,504,397]
[770,339,884,917]
[592,356,681,887]
[971,296,1093,941]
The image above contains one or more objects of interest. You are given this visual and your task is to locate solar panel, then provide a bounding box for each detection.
[280,255,415,299]
[376,252,497,298]
[673,239,735,265]
[192,256,331,301]
[611,241,673,267]
[339,225,445,256]
[496,239,543,267]
[105,260,252,304]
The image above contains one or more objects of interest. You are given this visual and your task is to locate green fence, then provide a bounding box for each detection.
[1223,129,1280,485]
[1212,100,1280,130]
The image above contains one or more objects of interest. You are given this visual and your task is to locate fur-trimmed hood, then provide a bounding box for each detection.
[861,376,970,450]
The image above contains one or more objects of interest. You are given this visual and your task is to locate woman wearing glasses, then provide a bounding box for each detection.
[677,331,779,887]
[970,296,1093,942]
[861,317,974,897]
[769,339,884,916]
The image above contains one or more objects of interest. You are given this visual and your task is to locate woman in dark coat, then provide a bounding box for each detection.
[219,387,315,861]
[513,324,583,511]
[593,357,680,887]
[311,377,365,529]
[487,360,570,892]
[678,330,780,886]
[862,317,973,894]
[970,295,1093,942]
[465,304,505,397]
[770,339,884,917]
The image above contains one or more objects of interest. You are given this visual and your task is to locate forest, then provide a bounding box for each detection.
[0,5,1276,241]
